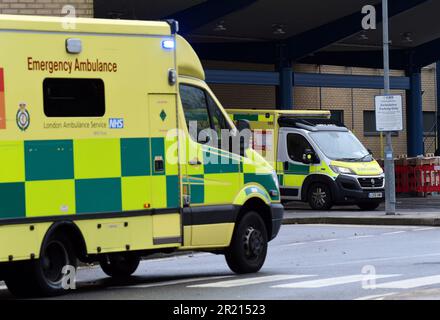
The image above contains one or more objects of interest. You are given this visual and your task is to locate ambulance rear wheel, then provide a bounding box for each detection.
[99,253,140,278]
[308,183,333,210]
[225,211,268,274]
[5,232,77,298]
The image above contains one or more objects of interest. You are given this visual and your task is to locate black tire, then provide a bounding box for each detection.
[225,211,268,274]
[308,183,333,210]
[0,266,5,281]
[99,253,140,278]
[5,232,77,298]
[358,202,381,211]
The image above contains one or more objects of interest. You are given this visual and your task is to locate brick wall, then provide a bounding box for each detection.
[293,64,410,157]
[0,0,93,17]
[421,64,437,154]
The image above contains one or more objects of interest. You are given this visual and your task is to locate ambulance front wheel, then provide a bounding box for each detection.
[99,253,140,278]
[225,211,268,274]
[308,183,333,210]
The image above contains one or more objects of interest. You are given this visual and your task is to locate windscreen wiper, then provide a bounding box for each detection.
[355,154,372,162]
[336,158,358,162]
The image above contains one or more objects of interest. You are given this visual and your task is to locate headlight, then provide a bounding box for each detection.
[271,170,280,189]
[330,165,356,175]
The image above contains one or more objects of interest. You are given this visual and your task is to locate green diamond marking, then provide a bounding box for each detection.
[160,110,167,121]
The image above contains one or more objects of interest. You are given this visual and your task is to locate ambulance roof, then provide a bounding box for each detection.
[0,14,171,35]
[278,117,347,132]
[0,15,205,80]
[229,109,331,118]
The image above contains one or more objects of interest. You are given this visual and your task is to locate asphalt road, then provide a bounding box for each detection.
[2,224,440,300]
[283,195,440,213]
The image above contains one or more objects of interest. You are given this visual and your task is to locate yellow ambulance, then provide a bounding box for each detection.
[229,109,385,211]
[0,15,283,297]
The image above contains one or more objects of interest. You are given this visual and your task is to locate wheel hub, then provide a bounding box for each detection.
[312,188,327,207]
[244,227,264,258]
[42,240,69,284]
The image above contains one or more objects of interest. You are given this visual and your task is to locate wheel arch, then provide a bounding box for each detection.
[42,221,88,262]
[301,174,337,201]
[236,197,272,240]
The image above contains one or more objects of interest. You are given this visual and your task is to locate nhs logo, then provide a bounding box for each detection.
[109,118,124,129]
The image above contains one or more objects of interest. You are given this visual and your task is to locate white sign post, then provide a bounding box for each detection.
[375,95,403,132]
[375,92,402,215]
[380,0,397,216]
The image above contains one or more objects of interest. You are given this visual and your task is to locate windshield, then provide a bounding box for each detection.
[309,131,372,162]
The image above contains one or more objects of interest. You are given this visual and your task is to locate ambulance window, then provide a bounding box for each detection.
[206,93,230,145]
[179,84,211,141]
[207,94,229,131]
[287,133,314,163]
[43,78,105,117]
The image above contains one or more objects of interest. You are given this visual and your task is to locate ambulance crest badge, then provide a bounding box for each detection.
[16,103,30,131]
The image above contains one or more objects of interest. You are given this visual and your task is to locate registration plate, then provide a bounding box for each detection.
[368,192,383,199]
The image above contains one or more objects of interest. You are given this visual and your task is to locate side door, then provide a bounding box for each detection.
[147,93,181,246]
[179,83,240,246]
[278,131,317,200]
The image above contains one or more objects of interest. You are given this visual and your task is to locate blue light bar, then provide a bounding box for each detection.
[162,40,175,50]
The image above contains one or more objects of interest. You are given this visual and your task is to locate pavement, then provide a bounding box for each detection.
[2,224,440,300]
[283,196,440,226]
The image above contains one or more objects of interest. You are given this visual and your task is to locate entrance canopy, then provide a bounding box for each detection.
[94,0,440,69]
[94,0,440,156]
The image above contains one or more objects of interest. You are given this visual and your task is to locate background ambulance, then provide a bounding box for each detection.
[229,110,385,211]
[0,15,282,297]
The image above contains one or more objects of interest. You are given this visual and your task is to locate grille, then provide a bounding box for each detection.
[358,177,384,189]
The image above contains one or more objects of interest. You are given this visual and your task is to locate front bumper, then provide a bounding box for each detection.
[333,175,384,205]
[270,203,284,241]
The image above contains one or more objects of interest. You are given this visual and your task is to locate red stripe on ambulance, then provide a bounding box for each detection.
[0,68,6,129]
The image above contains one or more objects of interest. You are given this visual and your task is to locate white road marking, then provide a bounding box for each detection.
[284,242,306,247]
[382,231,406,236]
[144,253,212,263]
[283,235,377,246]
[301,252,440,269]
[354,292,397,300]
[110,275,234,289]
[77,254,213,272]
[347,235,374,240]
[413,227,436,232]
[376,275,440,289]
[272,274,399,289]
[188,275,314,288]
[299,224,418,230]
[313,239,339,243]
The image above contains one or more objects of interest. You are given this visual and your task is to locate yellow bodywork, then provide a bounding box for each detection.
[0,15,279,263]
[228,108,383,196]
[330,160,383,176]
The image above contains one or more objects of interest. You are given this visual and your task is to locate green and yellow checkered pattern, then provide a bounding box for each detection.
[184,145,279,205]
[0,137,179,220]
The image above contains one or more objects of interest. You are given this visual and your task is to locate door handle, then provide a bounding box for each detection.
[154,156,165,173]
[189,158,202,165]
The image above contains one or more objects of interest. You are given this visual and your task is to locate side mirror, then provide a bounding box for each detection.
[367,148,373,155]
[302,149,318,164]
[235,119,251,132]
[234,119,251,156]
